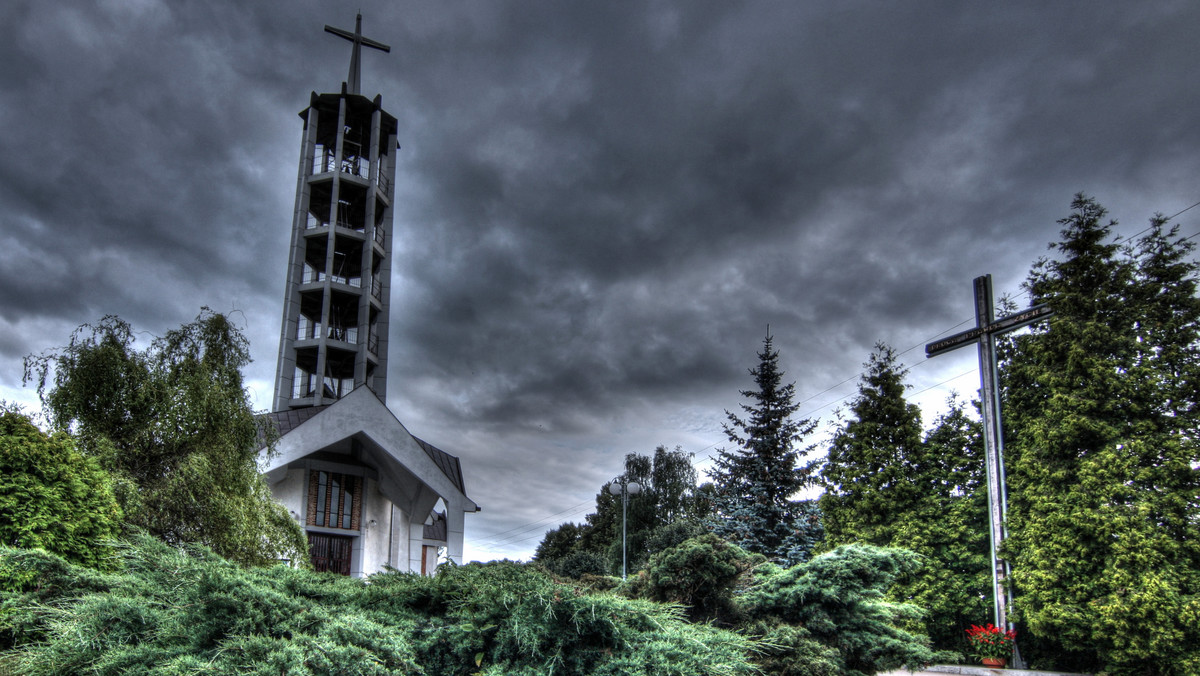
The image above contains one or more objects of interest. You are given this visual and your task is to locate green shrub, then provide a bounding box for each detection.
[548,549,609,579]
[0,408,122,570]
[624,534,762,624]
[741,544,948,675]
[0,536,758,675]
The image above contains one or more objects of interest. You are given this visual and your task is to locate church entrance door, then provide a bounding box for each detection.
[309,533,353,575]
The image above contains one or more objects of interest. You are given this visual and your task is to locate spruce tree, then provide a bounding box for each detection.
[1001,195,1200,672]
[710,334,820,565]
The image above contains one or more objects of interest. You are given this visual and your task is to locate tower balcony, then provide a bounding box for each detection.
[306,212,331,230]
[311,141,372,182]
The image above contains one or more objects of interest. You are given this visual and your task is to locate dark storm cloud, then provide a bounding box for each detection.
[3,0,1199,559]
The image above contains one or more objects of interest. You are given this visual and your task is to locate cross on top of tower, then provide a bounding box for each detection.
[324,13,391,95]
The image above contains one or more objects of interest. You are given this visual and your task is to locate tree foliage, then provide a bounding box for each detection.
[624,535,946,675]
[0,406,122,571]
[710,334,821,565]
[742,545,947,676]
[624,533,763,625]
[24,310,306,567]
[1000,195,1200,673]
[819,347,990,652]
[0,536,758,676]
[538,445,709,576]
[819,344,927,546]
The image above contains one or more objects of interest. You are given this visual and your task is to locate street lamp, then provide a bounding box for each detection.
[608,477,642,579]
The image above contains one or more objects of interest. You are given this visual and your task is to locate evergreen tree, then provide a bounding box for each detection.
[710,334,821,565]
[819,346,990,652]
[893,398,990,653]
[819,343,926,547]
[0,406,123,570]
[24,310,307,567]
[1001,195,1200,672]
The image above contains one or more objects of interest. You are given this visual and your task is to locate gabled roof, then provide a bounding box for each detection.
[261,387,474,509]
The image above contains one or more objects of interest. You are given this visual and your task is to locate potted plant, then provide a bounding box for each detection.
[966,623,1016,667]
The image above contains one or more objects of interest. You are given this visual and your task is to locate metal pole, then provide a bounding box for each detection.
[974,276,1022,668]
[621,484,628,580]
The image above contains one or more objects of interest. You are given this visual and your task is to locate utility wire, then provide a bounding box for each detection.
[481,199,1200,552]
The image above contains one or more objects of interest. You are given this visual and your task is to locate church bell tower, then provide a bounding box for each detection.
[273,14,398,411]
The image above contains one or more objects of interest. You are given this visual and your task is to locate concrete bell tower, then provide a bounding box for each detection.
[273,14,399,411]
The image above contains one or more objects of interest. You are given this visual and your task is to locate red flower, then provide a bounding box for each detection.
[966,623,1016,659]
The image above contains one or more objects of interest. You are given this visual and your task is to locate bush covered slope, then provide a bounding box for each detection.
[0,535,756,675]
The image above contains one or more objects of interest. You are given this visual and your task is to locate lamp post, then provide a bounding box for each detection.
[607,477,642,579]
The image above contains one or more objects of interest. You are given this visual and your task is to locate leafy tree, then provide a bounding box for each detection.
[0,406,122,570]
[1001,195,1200,673]
[24,310,307,567]
[533,521,584,562]
[710,334,821,565]
[543,446,709,576]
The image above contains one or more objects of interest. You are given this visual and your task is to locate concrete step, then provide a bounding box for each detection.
[880,666,1090,676]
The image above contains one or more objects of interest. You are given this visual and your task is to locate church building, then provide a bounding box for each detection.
[259,15,477,577]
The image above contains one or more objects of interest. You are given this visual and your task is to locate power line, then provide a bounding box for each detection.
[471,499,594,546]
[479,200,1200,554]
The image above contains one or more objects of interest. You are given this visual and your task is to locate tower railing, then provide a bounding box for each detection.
[297,317,322,340]
[327,325,359,344]
[313,144,337,174]
[302,264,325,284]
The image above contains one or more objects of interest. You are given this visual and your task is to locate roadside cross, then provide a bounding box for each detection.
[925,274,1052,662]
[325,13,391,95]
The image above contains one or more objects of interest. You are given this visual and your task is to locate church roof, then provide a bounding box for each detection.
[267,405,330,437]
[261,389,470,499]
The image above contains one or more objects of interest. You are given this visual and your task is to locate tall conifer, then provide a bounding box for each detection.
[819,346,990,651]
[710,334,820,565]
[1002,195,1200,672]
[819,344,925,546]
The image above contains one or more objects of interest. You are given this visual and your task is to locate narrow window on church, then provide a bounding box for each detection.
[315,471,328,525]
[341,479,354,529]
[307,470,360,530]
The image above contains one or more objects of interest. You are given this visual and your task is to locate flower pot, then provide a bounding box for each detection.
[981,657,1006,667]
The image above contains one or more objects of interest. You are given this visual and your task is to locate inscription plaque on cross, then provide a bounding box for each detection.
[325,13,391,95]
[925,274,1052,658]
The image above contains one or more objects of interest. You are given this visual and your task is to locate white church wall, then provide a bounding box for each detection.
[359,477,407,574]
[272,468,307,525]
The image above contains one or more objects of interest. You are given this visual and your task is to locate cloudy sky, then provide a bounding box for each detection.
[3,1,1198,561]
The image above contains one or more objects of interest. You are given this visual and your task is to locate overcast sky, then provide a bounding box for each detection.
[3,1,1198,562]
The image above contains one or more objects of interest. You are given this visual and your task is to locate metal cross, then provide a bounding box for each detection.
[926,274,1052,665]
[325,13,391,95]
